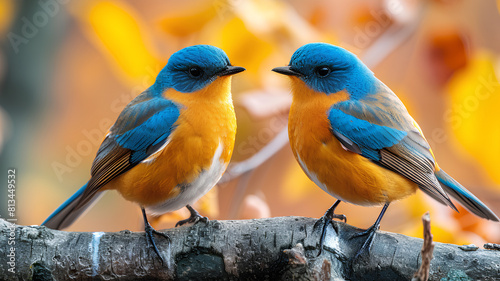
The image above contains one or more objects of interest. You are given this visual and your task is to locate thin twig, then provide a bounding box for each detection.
[412,212,435,281]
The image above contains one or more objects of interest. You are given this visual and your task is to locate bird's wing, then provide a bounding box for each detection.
[78,91,180,206]
[328,85,456,209]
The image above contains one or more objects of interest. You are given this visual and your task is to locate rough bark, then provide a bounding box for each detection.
[1,217,499,280]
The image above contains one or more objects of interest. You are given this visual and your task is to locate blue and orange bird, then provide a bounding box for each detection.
[273,43,499,256]
[42,45,244,262]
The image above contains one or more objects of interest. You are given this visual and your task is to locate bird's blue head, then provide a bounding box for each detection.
[153,45,245,94]
[273,43,376,96]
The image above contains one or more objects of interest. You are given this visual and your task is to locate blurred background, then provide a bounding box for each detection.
[1,0,500,245]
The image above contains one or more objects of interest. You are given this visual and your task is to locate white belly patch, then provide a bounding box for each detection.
[146,142,227,215]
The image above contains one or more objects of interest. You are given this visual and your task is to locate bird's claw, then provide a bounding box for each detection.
[141,207,170,265]
[350,224,376,240]
[314,200,346,257]
[175,205,209,227]
[144,223,170,265]
[349,203,389,261]
[175,214,208,227]
[350,225,379,260]
[313,213,346,229]
[332,214,347,223]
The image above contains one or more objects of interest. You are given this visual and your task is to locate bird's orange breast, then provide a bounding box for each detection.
[107,76,236,207]
[288,79,417,206]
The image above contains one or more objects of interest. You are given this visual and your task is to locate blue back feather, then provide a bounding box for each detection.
[328,108,407,161]
[111,88,180,164]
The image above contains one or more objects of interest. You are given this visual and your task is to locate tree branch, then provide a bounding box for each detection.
[1,217,499,280]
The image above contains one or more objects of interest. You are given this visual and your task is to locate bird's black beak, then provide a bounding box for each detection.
[272,66,303,77]
[218,66,246,76]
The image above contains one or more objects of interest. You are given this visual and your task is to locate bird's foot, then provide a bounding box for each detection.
[349,203,389,261]
[141,207,170,265]
[350,224,379,260]
[144,219,170,265]
[314,200,346,256]
[175,205,209,227]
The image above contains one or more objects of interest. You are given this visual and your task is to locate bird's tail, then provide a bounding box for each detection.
[41,182,104,230]
[435,169,499,221]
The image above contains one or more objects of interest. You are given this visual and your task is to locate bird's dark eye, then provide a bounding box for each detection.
[188,67,203,77]
[315,66,331,77]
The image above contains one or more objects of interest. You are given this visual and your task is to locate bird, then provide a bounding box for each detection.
[273,42,499,257]
[42,45,245,263]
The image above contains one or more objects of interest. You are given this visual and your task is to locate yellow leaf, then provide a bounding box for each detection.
[86,1,159,83]
[447,52,500,184]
